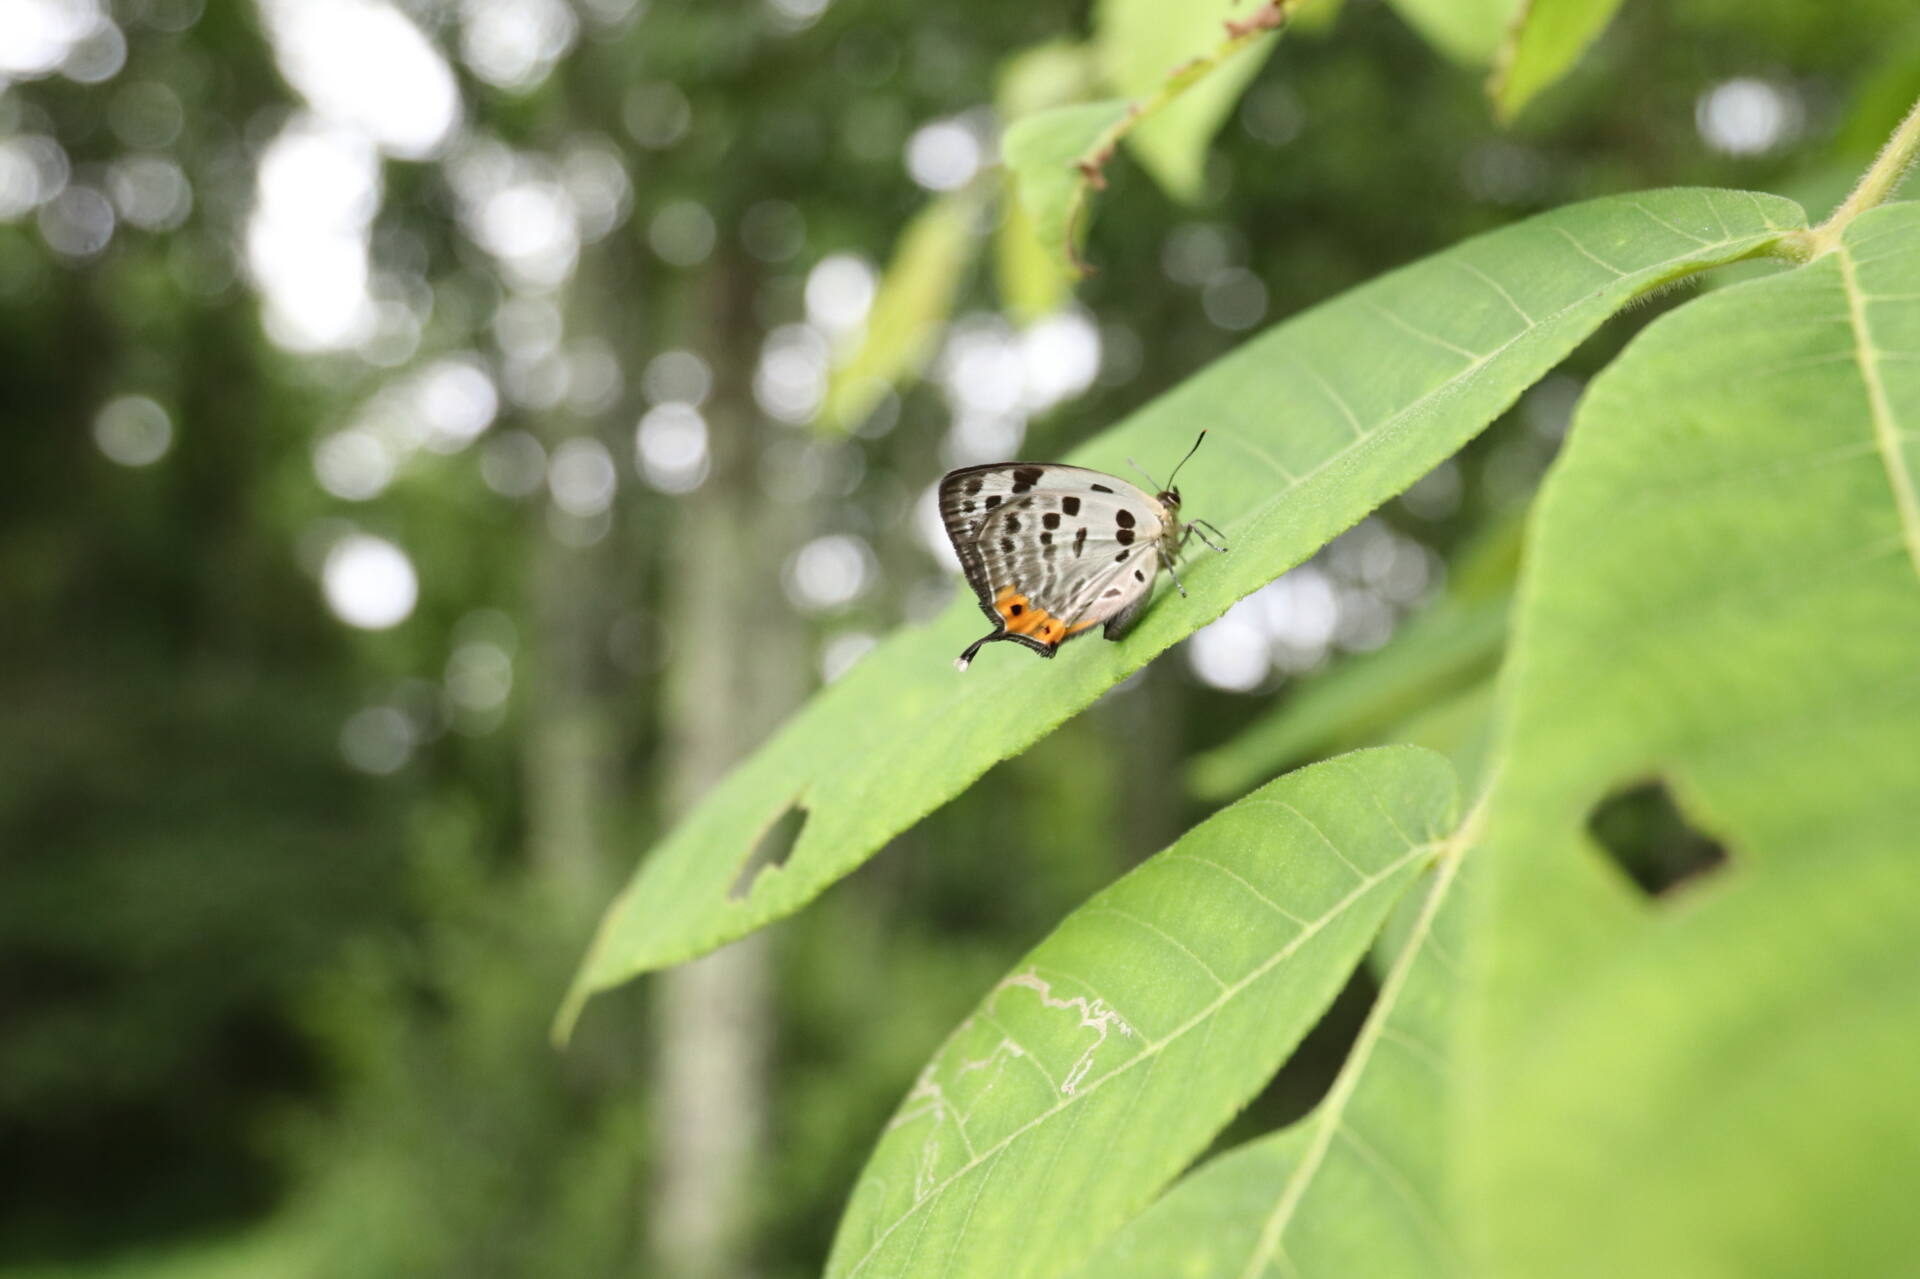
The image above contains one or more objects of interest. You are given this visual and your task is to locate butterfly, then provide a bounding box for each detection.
[939,431,1228,671]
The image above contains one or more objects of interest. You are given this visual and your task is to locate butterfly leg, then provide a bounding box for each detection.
[1163,555,1188,598]
[1187,519,1230,553]
[954,631,997,672]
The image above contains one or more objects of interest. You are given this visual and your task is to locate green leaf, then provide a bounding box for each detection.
[822,194,980,432]
[995,39,1103,121]
[1001,99,1131,279]
[1188,592,1510,801]
[991,43,1105,323]
[1070,847,1475,1279]
[825,748,1458,1279]
[1382,0,1520,66]
[1490,0,1629,122]
[1469,202,1920,1276]
[558,189,1803,1035]
[1095,0,1281,201]
[994,181,1075,326]
[1290,0,1348,35]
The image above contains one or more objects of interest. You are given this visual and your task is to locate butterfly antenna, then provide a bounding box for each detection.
[1125,457,1160,490]
[1165,430,1208,488]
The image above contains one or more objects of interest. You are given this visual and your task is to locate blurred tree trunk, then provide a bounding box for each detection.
[649,251,809,1279]
[525,520,616,915]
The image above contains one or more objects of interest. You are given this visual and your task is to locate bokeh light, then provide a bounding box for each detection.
[784,533,874,611]
[547,437,618,517]
[905,118,983,191]
[92,394,174,467]
[643,349,714,407]
[322,533,419,629]
[258,0,459,160]
[636,403,711,494]
[339,704,415,774]
[247,117,380,351]
[1696,78,1802,156]
[459,0,579,92]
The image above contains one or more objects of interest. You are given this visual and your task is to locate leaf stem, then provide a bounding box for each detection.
[1063,0,1301,273]
[1780,93,1920,260]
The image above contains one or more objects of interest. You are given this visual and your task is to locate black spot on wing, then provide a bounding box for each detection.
[1073,528,1087,557]
[1042,512,1060,530]
[965,477,983,496]
[1115,549,1130,562]
[1062,496,1081,516]
[1116,528,1135,545]
[1116,508,1135,528]
[1091,484,1114,494]
[1000,537,1015,554]
[984,495,1001,509]
[1010,465,1045,494]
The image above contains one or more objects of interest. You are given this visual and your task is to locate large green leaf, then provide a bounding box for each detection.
[825,748,1457,1279]
[1095,0,1281,201]
[1070,847,1475,1279]
[558,190,1804,1034]
[1490,0,1629,122]
[1382,0,1519,66]
[1468,202,1920,1276]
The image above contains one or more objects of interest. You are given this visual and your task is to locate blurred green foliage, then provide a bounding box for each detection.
[2,1,1915,1276]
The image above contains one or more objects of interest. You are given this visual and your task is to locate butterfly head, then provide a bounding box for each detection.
[1156,487,1182,511]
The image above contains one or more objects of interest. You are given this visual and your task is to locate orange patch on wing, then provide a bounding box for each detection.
[993,585,1060,640]
[1065,618,1101,637]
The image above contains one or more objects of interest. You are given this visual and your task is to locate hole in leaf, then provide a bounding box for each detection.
[729,801,807,901]
[1587,780,1728,897]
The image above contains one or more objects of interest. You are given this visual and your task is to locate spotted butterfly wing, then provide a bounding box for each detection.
[939,463,1175,670]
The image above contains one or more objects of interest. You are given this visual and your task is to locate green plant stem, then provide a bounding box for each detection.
[1063,0,1301,272]
[1780,93,1920,260]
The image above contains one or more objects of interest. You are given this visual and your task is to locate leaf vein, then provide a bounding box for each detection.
[1235,842,1465,1278]
[1085,904,1230,989]
[1365,299,1487,362]
[1837,245,1920,580]
[843,841,1433,1277]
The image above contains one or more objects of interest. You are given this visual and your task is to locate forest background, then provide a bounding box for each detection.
[3,0,1916,1276]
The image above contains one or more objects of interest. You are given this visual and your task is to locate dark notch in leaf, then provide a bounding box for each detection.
[729,801,808,901]
[1586,781,1729,898]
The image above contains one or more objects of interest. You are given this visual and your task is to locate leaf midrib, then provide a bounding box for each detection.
[1836,244,1920,581]
[841,837,1438,1278]
[1235,839,1468,1279]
